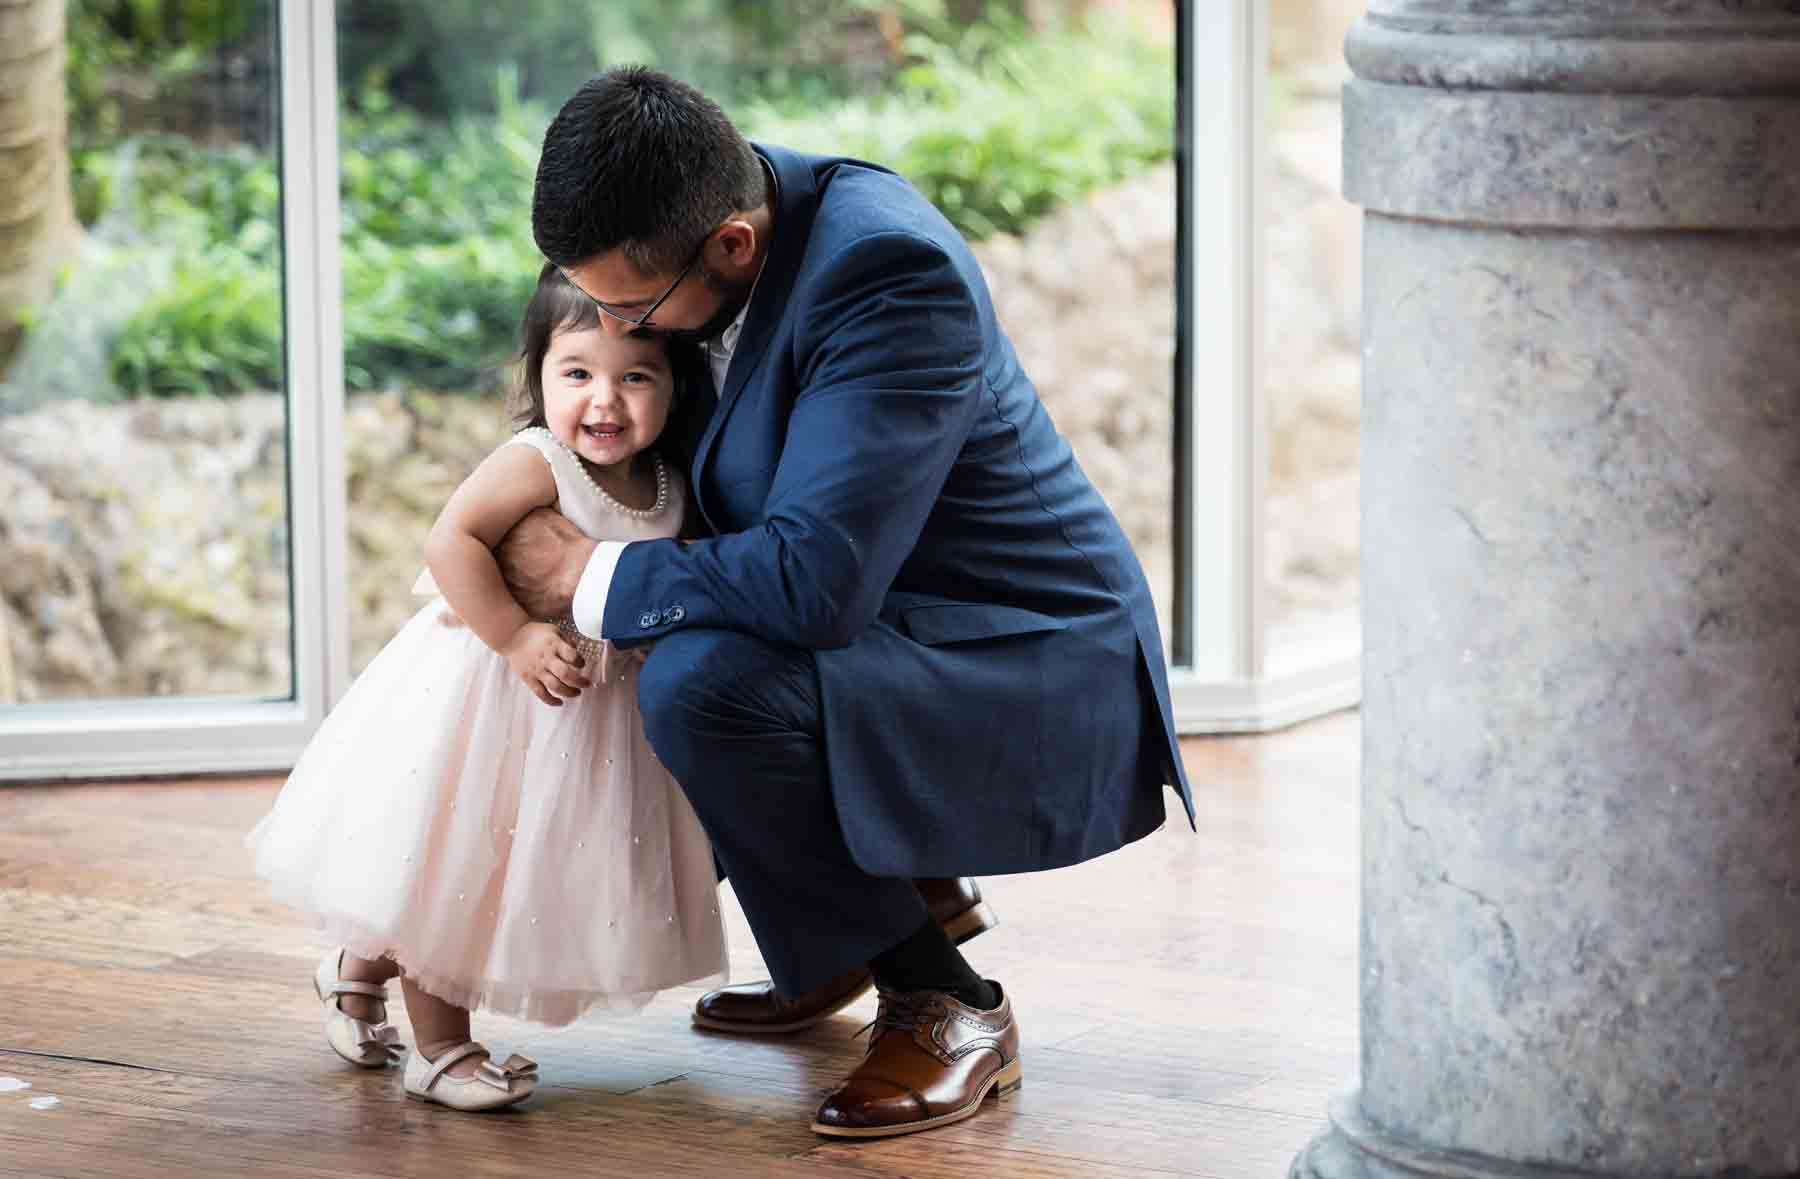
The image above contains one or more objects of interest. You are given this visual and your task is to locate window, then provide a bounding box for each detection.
[0,0,343,778]
[2,0,1354,780]
[1168,0,1359,731]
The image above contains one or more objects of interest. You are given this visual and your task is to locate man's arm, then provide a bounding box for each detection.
[493,508,597,622]
[571,541,628,638]
[595,230,985,649]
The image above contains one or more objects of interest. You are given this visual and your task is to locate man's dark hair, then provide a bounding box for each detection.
[532,66,764,275]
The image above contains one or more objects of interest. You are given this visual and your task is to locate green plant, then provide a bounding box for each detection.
[67,0,266,148]
[6,7,1174,407]
[740,12,1174,240]
[111,242,282,396]
[333,0,909,121]
[336,0,601,121]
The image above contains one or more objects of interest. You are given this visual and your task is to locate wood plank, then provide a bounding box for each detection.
[0,712,1362,1177]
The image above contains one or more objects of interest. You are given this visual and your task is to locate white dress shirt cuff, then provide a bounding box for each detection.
[572,540,630,639]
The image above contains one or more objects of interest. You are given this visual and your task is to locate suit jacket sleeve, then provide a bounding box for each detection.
[600,229,984,649]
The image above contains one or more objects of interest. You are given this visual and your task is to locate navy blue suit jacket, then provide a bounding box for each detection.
[603,144,1194,876]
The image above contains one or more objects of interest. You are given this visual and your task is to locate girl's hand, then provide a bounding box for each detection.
[501,622,589,707]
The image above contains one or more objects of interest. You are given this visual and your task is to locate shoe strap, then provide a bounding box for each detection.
[326,953,389,1000]
[419,1041,488,1092]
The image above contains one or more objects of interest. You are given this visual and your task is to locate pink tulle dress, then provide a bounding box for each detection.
[247,427,725,1025]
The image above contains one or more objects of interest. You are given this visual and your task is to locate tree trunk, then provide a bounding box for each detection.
[0,0,80,373]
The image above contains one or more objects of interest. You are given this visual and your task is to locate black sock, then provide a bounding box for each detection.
[868,916,998,1010]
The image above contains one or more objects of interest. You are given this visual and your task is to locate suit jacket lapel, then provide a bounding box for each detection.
[692,144,821,485]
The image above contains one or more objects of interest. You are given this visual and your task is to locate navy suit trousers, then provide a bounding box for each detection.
[636,627,932,995]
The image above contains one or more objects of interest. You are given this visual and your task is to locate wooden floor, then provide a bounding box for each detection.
[0,711,1358,1179]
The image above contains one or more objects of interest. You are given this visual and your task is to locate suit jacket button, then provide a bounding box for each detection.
[667,605,686,623]
[639,611,659,628]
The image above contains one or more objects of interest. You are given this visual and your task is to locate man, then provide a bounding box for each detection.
[498,67,1194,1138]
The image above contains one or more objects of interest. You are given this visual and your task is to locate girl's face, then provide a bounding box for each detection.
[540,325,674,473]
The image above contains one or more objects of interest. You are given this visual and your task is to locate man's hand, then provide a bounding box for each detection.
[495,508,598,622]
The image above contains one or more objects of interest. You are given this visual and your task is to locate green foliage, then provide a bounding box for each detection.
[12,79,551,404]
[111,240,282,396]
[336,0,600,120]
[334,0,912,120]
[70,134,276,233]
[337,78,547,393]
[741,13,1173,241]
[67,0,265,148]
[7,6,1173,407]
[585,0,899,110]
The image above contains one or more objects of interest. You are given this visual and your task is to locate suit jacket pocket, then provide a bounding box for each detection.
[898,603,1068,646]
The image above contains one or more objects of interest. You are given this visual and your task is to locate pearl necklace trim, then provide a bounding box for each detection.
[523,427,670,519]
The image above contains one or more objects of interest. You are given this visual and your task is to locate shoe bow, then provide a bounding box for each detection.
[475,1054,539,1092]
[349,1020,405,1062]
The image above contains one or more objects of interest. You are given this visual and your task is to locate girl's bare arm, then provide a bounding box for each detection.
[423,445,562,654]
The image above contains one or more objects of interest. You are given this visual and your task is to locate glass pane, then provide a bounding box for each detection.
[1264,0,1362,654]
[336,0,1180,675]
[0,1,290,705]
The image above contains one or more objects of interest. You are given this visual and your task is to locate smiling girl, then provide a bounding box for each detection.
[247,263,724,1112]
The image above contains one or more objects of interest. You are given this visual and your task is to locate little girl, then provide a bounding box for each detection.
[247,263,725,1112]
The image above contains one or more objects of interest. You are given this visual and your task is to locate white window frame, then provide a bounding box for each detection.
[1167,0,1359,733]
[1,0,1353,779]
[0,0,347,781]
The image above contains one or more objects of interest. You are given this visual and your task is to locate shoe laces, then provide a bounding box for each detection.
[855,989,945,1043]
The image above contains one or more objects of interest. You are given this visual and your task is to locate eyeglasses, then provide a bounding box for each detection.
[574,241,705,330]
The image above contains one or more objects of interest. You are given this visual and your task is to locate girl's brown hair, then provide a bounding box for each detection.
[512,262,604,431]
[512,261,685,437]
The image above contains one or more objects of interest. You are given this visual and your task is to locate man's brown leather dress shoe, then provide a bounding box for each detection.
[810,983,1020,1137]
[690,877,997,1034]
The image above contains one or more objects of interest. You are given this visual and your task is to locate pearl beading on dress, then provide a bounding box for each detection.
[521,427,670,520]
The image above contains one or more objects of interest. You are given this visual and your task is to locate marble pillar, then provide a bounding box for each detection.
[1294,3,1800,1176]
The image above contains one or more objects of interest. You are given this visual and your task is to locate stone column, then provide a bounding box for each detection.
[1294,3,1800,1176]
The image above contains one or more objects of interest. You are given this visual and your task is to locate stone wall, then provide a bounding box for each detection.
[0,392,508,702]
[0,396,293,701]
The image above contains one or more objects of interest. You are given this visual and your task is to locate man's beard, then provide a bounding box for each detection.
[657,260,754,346]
